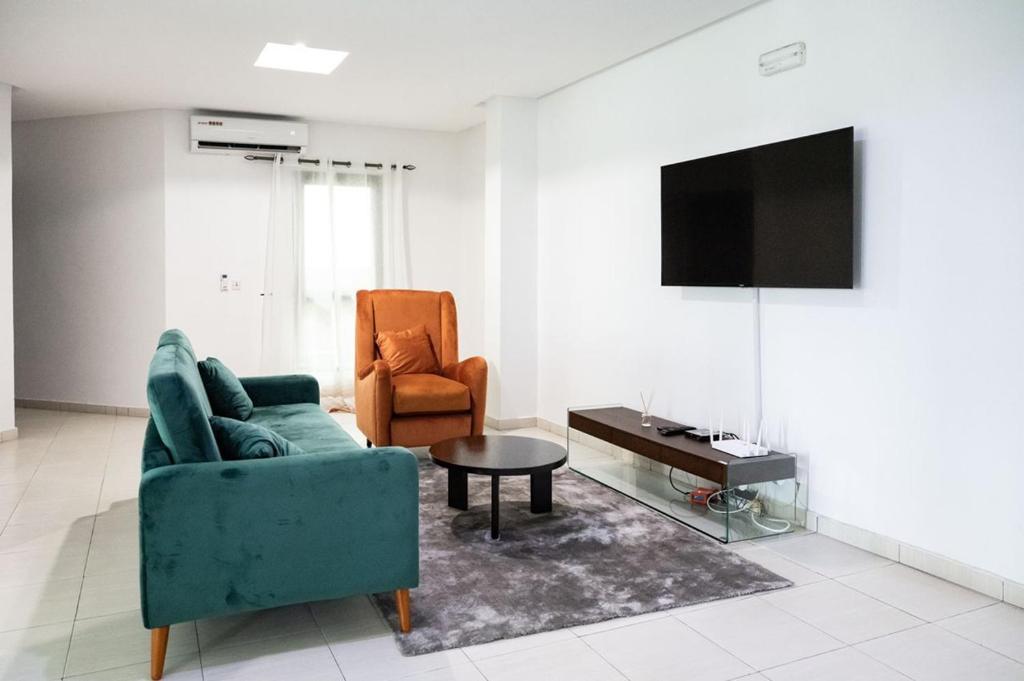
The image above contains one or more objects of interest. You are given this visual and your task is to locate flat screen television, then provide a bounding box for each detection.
[661,126,854,288]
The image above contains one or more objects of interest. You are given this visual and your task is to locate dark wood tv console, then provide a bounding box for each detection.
[567,406,799,542]
[568,406,795,485]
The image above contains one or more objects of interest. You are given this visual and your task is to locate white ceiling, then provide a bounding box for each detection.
[0,0,759,132]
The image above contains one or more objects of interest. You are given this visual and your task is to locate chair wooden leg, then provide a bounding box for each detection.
[396,588,411,634]
[151,626,169,680]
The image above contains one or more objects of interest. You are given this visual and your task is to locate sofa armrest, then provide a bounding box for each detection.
[138,446,418,628]
[443,356,487,435]
[239,374,320,407]
[356,360,392,445]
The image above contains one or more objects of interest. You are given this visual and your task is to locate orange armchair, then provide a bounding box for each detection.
[355,289,487,447]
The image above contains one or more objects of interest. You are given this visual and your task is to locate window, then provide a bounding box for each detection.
[261,161,407,401]
[297,171,384,392]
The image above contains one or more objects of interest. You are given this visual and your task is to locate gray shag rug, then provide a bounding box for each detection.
[373,461,790,655]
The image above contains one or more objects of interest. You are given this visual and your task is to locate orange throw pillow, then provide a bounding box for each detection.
[375,325,440,376]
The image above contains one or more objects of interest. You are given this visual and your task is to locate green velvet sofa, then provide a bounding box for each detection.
[140,330,419,679]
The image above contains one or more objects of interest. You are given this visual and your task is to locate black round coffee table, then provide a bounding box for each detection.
[428,435,567,539]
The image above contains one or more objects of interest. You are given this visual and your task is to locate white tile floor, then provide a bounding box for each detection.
[1,407,1022,680]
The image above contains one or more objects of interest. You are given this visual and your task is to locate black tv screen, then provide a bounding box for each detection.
[661,127,853,288]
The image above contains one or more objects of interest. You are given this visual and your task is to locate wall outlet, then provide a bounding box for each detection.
[230,280,241,291]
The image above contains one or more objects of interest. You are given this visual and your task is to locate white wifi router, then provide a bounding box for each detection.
[710,416,771,458]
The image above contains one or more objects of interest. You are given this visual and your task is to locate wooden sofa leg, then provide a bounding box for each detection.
[396,588,411,633]
[151,626,169,680]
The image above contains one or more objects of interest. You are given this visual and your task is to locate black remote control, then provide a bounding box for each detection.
[656,425,692,436]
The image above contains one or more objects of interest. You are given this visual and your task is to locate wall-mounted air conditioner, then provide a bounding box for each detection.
[190,115,308,155]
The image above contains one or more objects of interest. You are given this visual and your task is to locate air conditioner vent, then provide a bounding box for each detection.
[195,141,303,153]
[190,115,308,155]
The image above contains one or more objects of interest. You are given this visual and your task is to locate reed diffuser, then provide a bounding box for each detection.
[639,391,654,427]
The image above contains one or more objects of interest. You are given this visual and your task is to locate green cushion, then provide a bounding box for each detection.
[209,416,303,460]
[248,403,364,456]
[198,357,254,420]
[147,341,220,464]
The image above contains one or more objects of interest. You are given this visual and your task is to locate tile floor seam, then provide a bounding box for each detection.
[752,644,857,676]
[665,615,760,677]
[747,589,848,658]
[573,609,674,638]
[1,413,67,533]
[818,572,930,625]
[934,601,1000,622]
[465,656,490,681]
[191,611,208,681]
[758,541,892,580]
[753,578,926,644]
[196,622,324,657]
[836,568,998,623]
[69,605,146,625]
[937,599,1004,620]
[308,603,349,681]
[57,414,107,680]
[63,418,130,679]
[931,614,1024,669]
[757,645,919,681]
[573,632,634,681]
[734,542,830,574]
[850,626,968,681]
[837,620,930,648]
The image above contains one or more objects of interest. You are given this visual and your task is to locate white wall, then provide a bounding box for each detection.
[13,111,167,409]
[162,111,485,376]
[12,110,485,407]
[0,84,14,433]
[162,112,271,376]
[483,97,538,421]
[537,0,1024,582]
[455,124,486,361]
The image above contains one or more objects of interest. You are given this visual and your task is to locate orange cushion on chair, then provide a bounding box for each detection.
[392,374,471,415]
[376,324,440,376]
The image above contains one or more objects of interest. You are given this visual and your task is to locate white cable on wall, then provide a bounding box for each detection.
[752,287,764,432]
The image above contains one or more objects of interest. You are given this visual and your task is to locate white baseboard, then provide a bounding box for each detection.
[0,427,18,442]
[1005,580,1024,609]
[484,415,538,431]
[16,398,149,418]
[537,417,567,438]
[808,511,1015,602]
[815,514,900,561]
[898,543,1005,600]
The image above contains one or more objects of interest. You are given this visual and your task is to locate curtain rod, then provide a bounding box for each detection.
[243,154,415,171]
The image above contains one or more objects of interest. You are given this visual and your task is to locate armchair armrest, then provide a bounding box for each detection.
[239,374,320,407]
[138,447,418,628]
[356,360,393,445]
[443,356,487,435]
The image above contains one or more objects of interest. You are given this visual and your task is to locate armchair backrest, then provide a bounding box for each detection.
[356,290,459,378]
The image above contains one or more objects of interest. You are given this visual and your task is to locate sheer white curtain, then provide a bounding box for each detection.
[260,157,411,408]
[381,167,410,288]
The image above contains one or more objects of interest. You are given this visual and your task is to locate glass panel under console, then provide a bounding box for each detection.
[566,406,803,543]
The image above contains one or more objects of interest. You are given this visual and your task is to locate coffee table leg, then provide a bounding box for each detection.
[530,470,553,513]
[490,475,500,539]
[448,469,468,510]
